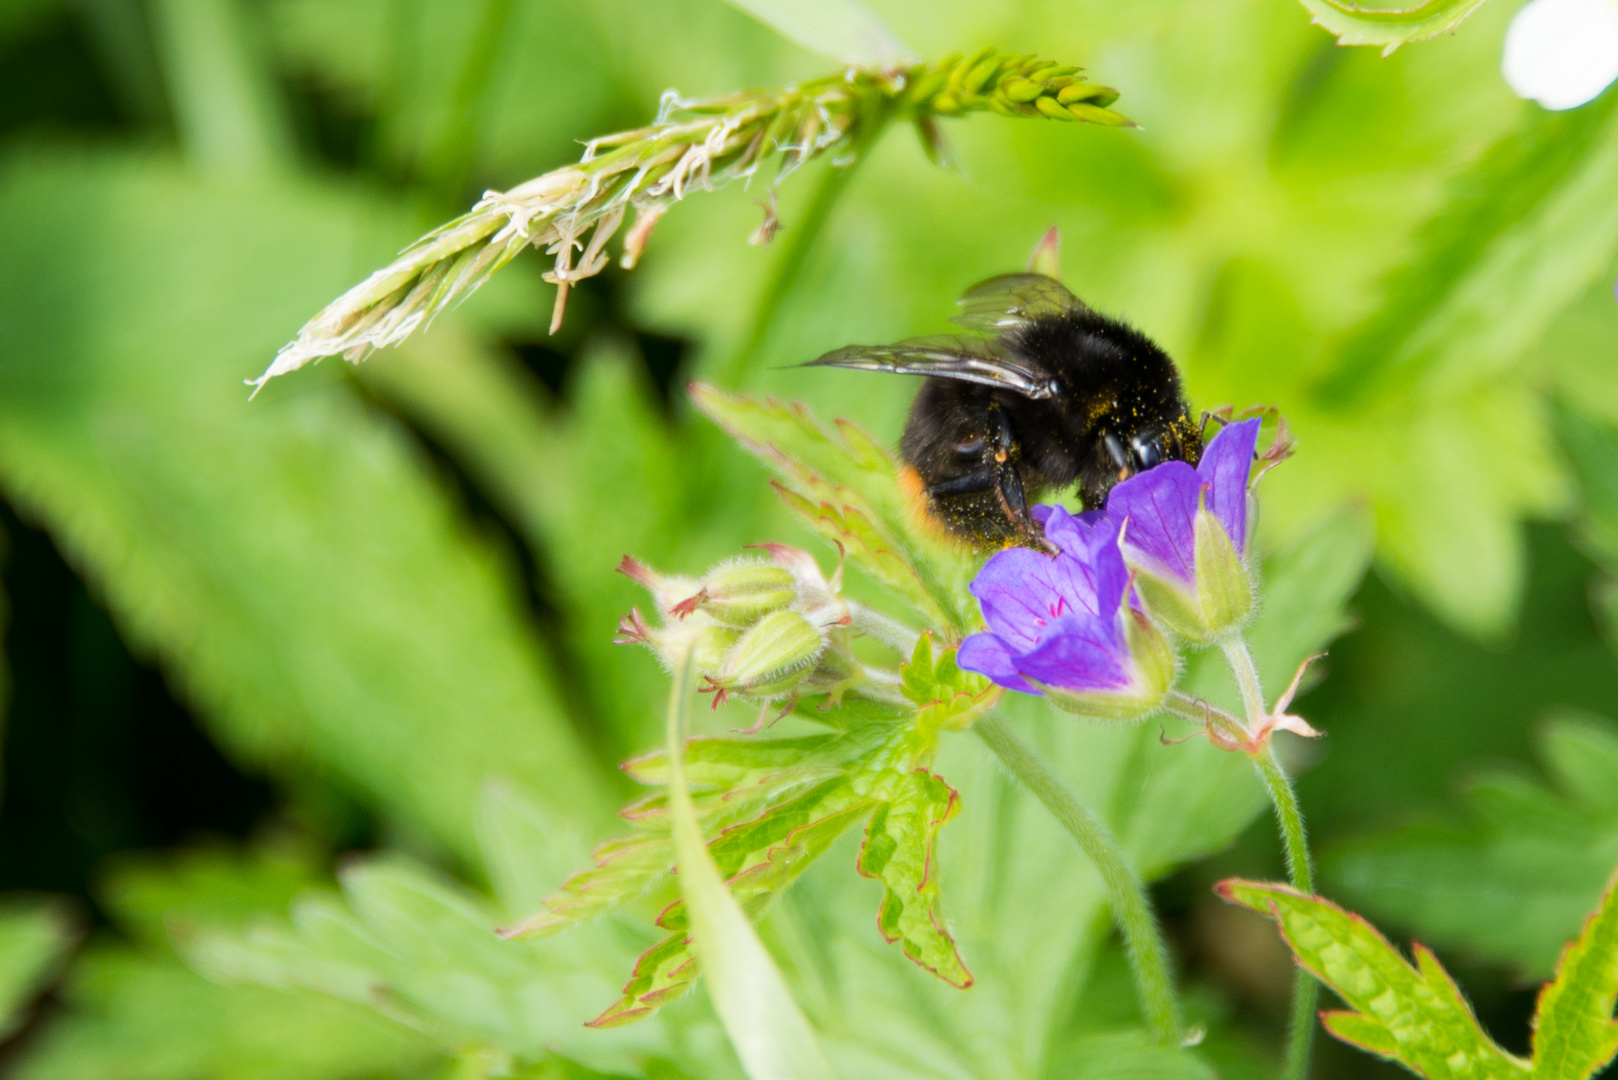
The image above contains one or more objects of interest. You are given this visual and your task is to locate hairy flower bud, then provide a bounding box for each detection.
[670,558,797,627]
[1108,419,1261,644]
[701,609,826,706]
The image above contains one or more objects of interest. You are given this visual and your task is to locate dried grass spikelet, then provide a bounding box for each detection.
[252,50,1130,393]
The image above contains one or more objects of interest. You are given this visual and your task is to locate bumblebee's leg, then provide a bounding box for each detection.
[986,406,1037,539]
[927,469,996,497]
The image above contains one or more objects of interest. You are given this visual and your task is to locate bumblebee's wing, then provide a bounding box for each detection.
[804,334,1058,399]
[951,273,1085,334]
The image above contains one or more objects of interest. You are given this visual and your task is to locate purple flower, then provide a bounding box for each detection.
[956,507,1175,721]
[1105,418,1261,642]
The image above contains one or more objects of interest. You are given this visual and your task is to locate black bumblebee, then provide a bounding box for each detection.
[806,272,1202,547]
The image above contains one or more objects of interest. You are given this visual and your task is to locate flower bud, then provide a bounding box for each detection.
[1107,418,1262,645]
[701,609,826,706]
[670,558,797,628]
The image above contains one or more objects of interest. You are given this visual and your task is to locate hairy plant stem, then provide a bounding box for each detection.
[1217,636,1317,1080]
[975,714,1183,1044]
[716,110,891,388]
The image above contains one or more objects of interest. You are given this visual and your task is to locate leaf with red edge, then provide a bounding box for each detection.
[1217,879,1528,1079]
[859,768,971,988]
[1531,863,1618,1080]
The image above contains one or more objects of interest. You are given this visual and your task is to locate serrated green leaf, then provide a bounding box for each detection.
[1531,866,1618,1080]
[774,482,951,627]
[899,634,997,734]
[691,384,973,633]
[1218,879,1530,1079]
[858,769,970,989]
[1294,0,1489,53]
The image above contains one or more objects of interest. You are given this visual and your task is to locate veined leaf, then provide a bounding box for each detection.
[721,0,916,69]
[1218,879,1530,1080]
[858,768,970,988]
[1531,866,1618,1079]
[1295,0,1490,54]
[660,659,838,1080]
[899,634,998,735]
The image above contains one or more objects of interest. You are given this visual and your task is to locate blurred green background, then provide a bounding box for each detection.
[1,0,1617,1076]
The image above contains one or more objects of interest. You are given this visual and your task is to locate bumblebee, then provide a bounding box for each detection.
[806,273,1202,547]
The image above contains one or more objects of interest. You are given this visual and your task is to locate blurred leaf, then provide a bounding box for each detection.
[17,949,439,1080]
[187,851,696,1077]
[1329,712,1618,978]
[721,0,914,68]
[150,0,295,175]
[16,845,436,1080]
[1218,879,1531,1079]
[1315,91,1618,407]
[1556,401,1618,640]
[1294,0,1490,53]
[0,149,611,858]
[1531,866,1618,1080]
[660,662,836,1080]
[0,896,78,1039]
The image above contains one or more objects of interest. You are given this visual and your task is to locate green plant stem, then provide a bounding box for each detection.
[975,714,1183,1044]
[1218,633,1266,722]
[716,112,891,388]
[1218,634,1317,1080]
[1254,747,1318,1080]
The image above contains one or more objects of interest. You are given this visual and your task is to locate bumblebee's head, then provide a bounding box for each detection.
[1077,413,1203,510]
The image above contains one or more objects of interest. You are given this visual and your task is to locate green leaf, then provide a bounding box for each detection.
[721,0,915,68]
[690,384,974,633]
[0,897,78,1040]
[0,149,611,859]
[14,845,435,1080]
[1217,879,1531,1079]
[1293,0,1490,53]
[652,662,837,1080]
[1329,713,1618,978]
[1531,867,1618,1079]
[899,634,997,734]
[857,767,970,989]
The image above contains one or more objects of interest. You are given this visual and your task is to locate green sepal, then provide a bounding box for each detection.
[1192,502,1254,636]
[1218,879,1530,1080]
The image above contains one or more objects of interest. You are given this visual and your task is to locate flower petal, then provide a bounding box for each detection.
[1197,418,1260,557]
[969,545,1105,648]
[1107,461,1200,583]
[1011,612,1132,693]
[957,632,1037,694]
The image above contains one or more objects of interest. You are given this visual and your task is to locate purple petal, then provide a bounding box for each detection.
[1197,418,1260,556]
[1106,461,1200,583]
[969,546,1104,649]
[1011,612,1132,692]
[957,632,1037,694]
[1038,504,1110,556]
